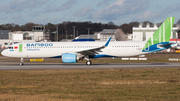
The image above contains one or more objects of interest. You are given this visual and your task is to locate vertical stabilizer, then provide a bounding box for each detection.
[142,17,175,52]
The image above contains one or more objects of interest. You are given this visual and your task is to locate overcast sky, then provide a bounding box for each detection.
[0,0,180,25]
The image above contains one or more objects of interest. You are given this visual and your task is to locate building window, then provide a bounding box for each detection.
[143,32,146,41]
[173,32,176,39]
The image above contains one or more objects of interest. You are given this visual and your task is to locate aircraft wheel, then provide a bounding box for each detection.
[86,60,92,65]
[19,62,24,66]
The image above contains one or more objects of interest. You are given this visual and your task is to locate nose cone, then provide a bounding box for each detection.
[1,49,7,57]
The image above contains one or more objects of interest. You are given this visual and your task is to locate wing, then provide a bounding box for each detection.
[77,37,112,56]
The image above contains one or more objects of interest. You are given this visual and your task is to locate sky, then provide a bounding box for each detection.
[0,0,180,25]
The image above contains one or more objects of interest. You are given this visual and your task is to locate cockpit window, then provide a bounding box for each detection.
[7,47,13,49]
[10,42,19,45]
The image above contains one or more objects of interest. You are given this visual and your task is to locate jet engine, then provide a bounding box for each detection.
[62,53,80,63]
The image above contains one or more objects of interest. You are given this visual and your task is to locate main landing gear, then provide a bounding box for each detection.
[19,58,24,66]
[84,56,92,65]
[86,60,92,65]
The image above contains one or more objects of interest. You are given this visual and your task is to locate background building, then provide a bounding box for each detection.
[0,26,50,52]
[75,29,128,41]
[9,26,46,42]
[0,30,10,39]
[133,23,179,41]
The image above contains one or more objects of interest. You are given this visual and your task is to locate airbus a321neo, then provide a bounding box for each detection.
[1,17,176,65]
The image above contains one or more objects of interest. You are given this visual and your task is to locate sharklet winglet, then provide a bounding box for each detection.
[104,37,112,47]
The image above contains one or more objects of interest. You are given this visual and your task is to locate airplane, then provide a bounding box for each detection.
[1,17,176,66]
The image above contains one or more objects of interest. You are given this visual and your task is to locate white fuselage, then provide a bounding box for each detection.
[1,41,148,58]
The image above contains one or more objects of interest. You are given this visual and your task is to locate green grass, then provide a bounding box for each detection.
[0,68,180,101]
[41,58,178,64]
[1,53,180,63]
[0,57,171,63]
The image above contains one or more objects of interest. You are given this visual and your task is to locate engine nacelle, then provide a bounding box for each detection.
[175,46,180,50]
[171,44,180,50]
[62,53,78,63]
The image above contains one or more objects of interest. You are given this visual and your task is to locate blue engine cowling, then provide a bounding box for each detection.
[62,53,77,63]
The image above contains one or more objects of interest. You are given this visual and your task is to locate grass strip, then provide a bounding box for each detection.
[0,68,180,100]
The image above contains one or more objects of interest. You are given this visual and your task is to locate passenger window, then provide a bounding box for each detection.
[4,43,8,45]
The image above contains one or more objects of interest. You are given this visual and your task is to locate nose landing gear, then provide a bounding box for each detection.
[20,58,24,66]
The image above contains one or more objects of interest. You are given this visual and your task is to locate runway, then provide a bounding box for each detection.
[0,62,180,70]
